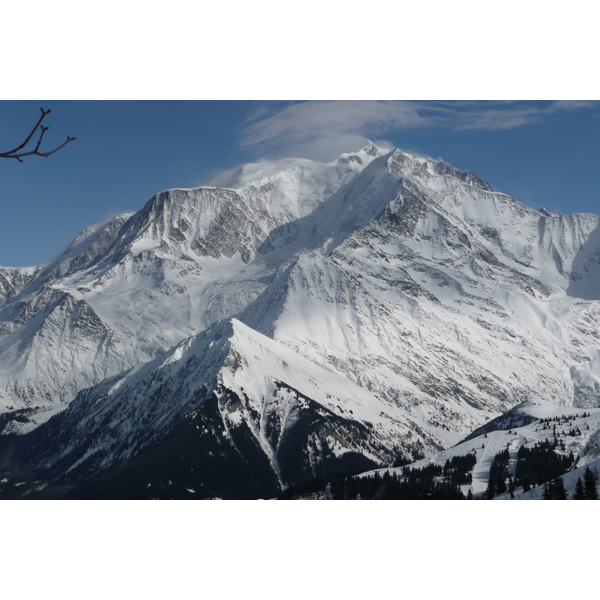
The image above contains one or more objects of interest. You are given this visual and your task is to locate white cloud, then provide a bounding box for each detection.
[239,101,431,161]
[238,100,598,161]
[447,100,597,130]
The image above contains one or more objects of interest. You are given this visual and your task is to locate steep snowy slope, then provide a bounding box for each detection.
[0,318,431,498]
[241,149,600,449]
[0,146,387,430]
[0,265,43,306]
[0,213,150,432]
[358,398,600,500]
[2,142,600,496]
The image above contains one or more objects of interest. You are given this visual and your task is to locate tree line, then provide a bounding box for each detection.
[279,452,478,500]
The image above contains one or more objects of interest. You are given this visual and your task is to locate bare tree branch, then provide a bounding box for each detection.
[0,107,76,162]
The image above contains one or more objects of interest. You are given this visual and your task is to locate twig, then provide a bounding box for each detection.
[0,107,76,162]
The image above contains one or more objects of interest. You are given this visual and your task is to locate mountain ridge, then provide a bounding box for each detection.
[2,143,600,498]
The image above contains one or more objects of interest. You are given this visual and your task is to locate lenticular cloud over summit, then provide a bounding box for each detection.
[239,101,425,160]
[238,100,599,162]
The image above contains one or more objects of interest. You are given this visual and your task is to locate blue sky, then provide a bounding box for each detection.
[2,100,600,267]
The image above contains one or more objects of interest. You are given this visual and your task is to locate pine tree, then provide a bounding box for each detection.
[543,481,551,500]
[583,466,598,500]
[486,477,496,499]
[573,476,585,500]
[554,477,567,500]
[496,474,507,495]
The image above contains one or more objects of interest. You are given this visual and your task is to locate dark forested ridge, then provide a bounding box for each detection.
[278,452,477,500]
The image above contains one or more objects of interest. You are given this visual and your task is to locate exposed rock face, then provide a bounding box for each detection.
[3,143,600,498]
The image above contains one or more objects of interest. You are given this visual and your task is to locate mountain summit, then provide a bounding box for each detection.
[2,143,600,498]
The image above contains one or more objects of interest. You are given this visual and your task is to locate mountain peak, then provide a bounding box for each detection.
[335,141,390,166]
[361,141,385,157]
[5,139,600,498]
[539,207,558,217]
[384,149,494,192]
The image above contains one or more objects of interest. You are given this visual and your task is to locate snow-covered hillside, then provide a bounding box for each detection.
[2,142,600,498]
[359,399,600,500]
[0,145,387,429]
[242,149,600,446]
[3,319,425,492]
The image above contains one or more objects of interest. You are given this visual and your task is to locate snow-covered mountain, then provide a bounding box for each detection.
[2,142,600,498]
[357,398,600,500]
[0,318,428,498]
[241,148,600,445]
[0,144,387,433]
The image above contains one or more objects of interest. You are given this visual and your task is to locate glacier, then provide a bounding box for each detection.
[2,142,600,498]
